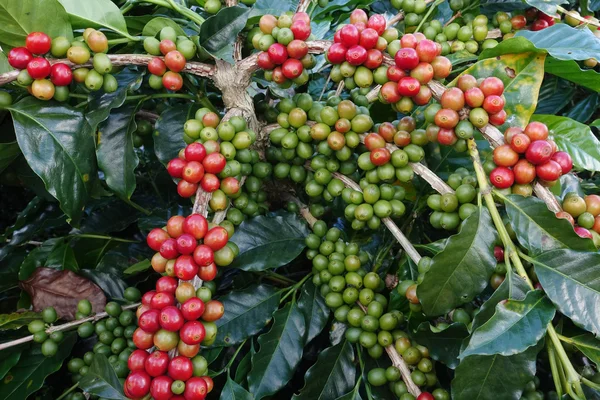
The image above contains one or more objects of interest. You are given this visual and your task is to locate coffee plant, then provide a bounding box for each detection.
[0,0,599,399]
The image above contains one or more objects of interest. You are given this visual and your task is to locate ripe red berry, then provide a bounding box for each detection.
[363,49,383,69]
[202,152,226,174]
[159,238,179,259]
[26,32,51,55]
[174,255,199,280]
[327,43,347,64]
[479,77,504,97]
[417,393,435,400]
[168,356,194,381]
[176,233,197,255]
[380,81,401,103]
[551,151,573,174]
[177,180,198,198]
[147,228,170,251]
[268,43,288,64]
[414,85,432,106]
[8,47,33,69]
[290,20,311,40]
[437,128,458,146]
[493,144,519,167]
[359,28,379,49]
[164,50,186,72]
[181,297,205,321]
[282,58,303,79]
[145,350,169,377]
[150,292,176,310]
[464,87,485,108]
[489,109,507,126]
[397,76,420,97]
[536,160,562,181]
[141,290,156,306]
[370,148,391,166]
[395,48,419,70]
[490,167,515,189]
[125,370,151,398]
[525,140,553,165]
[364,133,386,150]
[128,349,149,371]
[193,244,215,267]
[132,327,154,349]
[204,226,229,251]
[180,321,206,345]
[345,45,368,66]
[483,95,505,114]
[386,66,406,81]
[531,19,549,31]
[185,142,207,162]
[441,87,465,111]
[139,309,161,333]
[350,9,368,25]
[198,262,218,281]
[27,57,51,79]
[150,375,173,400]
[166,216,185,239]
[221,176,240,196]
[367,14,386,35]
[415,39,438,63]
[148,58,167,76]
[183,214,208,240]
[400,34,417,49]
[524,122,549,141]
[510,133,531,154]
[162,71,183,91]
[287,39,308,59]
[182,161,205,184]
[167,158,186,178]
[257,51,275,70]
[494,246,504,262]
[340,24,360,47]
[160,306,184,332]
[159,39,177,55]
[156,276,178,294]
[513,159,536,184]
[434,108,459,129]
[49,63,72,86]
[184,377,208,400]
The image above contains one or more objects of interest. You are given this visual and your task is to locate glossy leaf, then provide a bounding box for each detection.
[544,57,600,92]
[97,104,139,199]
[18,238,63,280]
[214,284,280,346]
[0,351,21,381]
[452,343,540,400]
[123,259,151,275]
[248,301,306,399]
[502,194,596,255]
[335,384,363,400]
[454,51,546,131]
[8,98,96,225]
[414,322,470,369]
[230,212,309,271]
[565,93,600,123]
[220,375,254,400]
[418,206,498,316]
[0,312,40,330]
[515,24,600,61]
[199,6,251,64]
[524,0,567,14]
[0,52,12,73]
[531,114,600,172]
[534,76,575,115]
[297,281,330,344]
[57,0,129,37]
[0,142,20,175]
[0,333,76,400]
[568,334,600,367]
[460,290,554,358]
[142,17,186,37]
[293,340,356,400]
[0,0,72,48]
[19,267,106,320]
[86,69,143,130]
[79,354,126,399]
[80,267,128,300]
[45,242,79,272]
[154,105,193,165]
[531,249,600,336]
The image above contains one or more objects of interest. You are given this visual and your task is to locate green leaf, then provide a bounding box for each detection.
[530,249,600,336]
[79,354,126,400]
[418,207,498,316]
[544,57,600,92]
[531,114,600,172]
[0,312,40,330]
[460,290,555,359]
[123,259,151,275]
[535,76,575,115]
[142,17,186,37]
[45,242,79,272]
[334,384,363,400]
[502,194,595,256]
[0,142,20,175]
[0,52,13,74]
[469,273,531,335]
[0,333,76,400]
[214,284,281,347]
[199,6,251,64]
[8,98,96,225]
[86,69,144,130]
[0,0,73,48]
[457,50,546,131]
[413,322,470,369]
[248,301,306,399]
[514,24,600,61]
[230,212,309,271]
[446,50,478,66]
[249,0,299,23]
[220,375,254,400]
[154,105,193,165]
[568,334,600,368]
[565,93,600,124]
[297,280,330,344]
[524,0,567,15]
[293,340,356,400]
[97,104,139,199]
[57,0,130,37]
[451,343,540,400]
[0,351,21,381]
[18,238,63,280]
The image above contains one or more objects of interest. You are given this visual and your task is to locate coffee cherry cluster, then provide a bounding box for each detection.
[133,118,154,148]
[488,245,509,289]
[385,34,451,113]
[391,0,429,32]
[26,306,63,357]
[427,168,478,231]
[305,222,447,398]
[254,12,315,87]
[523,8,558,31]
[144,27,197,91]
[147,213,236,278]
[488,121,573,191]
[71,293,140,380]
[558,193,600,241]
[8,30,115,101]
[423,16,499,56]
[125,277,222,399]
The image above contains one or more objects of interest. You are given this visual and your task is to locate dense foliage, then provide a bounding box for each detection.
[0,0,599,399]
